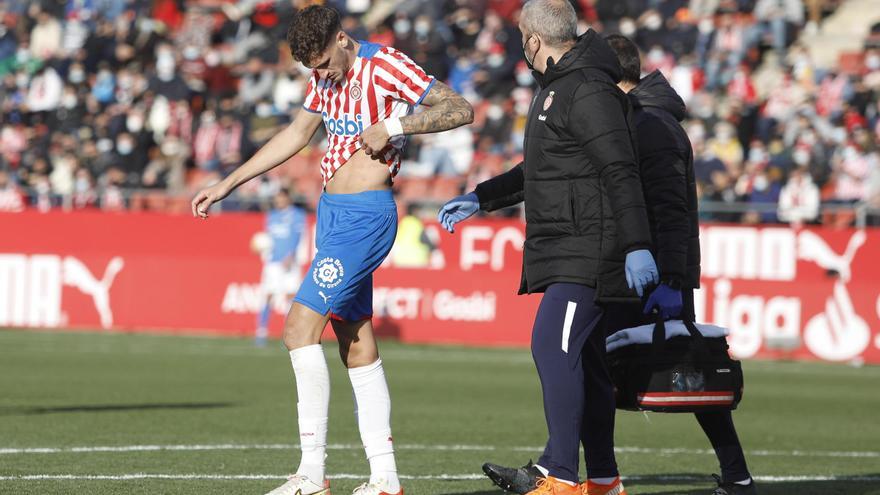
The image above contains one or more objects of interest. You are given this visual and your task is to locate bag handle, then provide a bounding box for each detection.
[651,316,667,354]
[650,314,711,358]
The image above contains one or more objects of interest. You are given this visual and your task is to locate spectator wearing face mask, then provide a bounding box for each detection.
[91,63,116,104]
[478,99,513,155]
[778,166,820,226]
[832,142,878,203]
[239,56,274,106]
[150,45,190,101]
[179,44,208,93]
[447,50,480,99]
[693,139,727,185]
[50,85,85,133]
[409,15,450,82]
[115,131,149,179]
[708,122,744,174]
[743,167,783,223]
[72,167,98,209]
[203,50,239,99]
[634,10,666,53]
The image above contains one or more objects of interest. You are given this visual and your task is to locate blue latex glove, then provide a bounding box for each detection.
[643,283,683,319]
[624,249,659,297]
[437,192,480,233]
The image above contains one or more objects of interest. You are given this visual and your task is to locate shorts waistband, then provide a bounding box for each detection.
[320,189,395,208]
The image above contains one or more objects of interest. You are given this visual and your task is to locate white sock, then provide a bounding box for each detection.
[534,464,549,477]
[558,478,577,486]
[734,478,753,485]
[290,344,330,482]
[589,477,617,485]
[349,359,400,493]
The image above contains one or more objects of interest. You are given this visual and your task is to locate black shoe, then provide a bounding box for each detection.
[712,474,758,494]
[482,459,545,494]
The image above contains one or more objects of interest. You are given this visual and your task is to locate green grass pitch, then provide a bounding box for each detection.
[1,329,879,494]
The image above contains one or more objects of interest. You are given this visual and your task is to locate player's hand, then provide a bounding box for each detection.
[437,192,480,233]
[191,182,231,219]
[358,123,391,157]
[624,249,659,297]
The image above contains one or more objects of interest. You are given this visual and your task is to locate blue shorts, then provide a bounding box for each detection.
[294,190,397,322]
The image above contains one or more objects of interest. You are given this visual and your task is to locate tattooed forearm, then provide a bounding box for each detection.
[400,81,474,135]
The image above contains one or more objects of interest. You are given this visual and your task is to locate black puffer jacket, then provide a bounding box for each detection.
[629,71,701,288]
[474,30,652,301]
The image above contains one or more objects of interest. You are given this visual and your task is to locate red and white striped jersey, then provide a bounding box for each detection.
[302,41,435,186]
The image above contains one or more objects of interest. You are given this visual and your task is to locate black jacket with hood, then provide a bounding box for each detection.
[473,30,652,301]
[629,70,701,289]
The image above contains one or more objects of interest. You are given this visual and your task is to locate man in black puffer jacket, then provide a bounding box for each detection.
[605,34,757,495]
[438,1,659,493]
[478,36,758,495]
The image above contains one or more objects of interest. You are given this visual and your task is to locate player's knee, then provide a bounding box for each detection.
[281,309,324,350]
[341,342,379,368]
[280,324,302,351]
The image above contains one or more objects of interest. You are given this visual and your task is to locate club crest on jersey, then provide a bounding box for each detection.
[322,112,364,137]
[543,91,555,111]
[349,80,363,101]
[313,257,344,289]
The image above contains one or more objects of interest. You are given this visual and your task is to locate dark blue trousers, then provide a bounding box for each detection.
[533,283,618,482]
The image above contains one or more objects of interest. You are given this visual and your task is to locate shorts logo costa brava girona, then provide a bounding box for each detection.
[313,257,345,289]
[322,112,364,137]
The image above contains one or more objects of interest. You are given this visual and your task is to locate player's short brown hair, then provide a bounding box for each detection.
[286,5,342,66]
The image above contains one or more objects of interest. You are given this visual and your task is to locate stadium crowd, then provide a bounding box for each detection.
[0,0,879,226]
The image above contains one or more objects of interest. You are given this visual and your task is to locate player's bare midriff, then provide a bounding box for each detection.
[324,148,393,194]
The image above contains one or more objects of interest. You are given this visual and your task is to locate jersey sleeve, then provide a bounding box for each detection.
[371,47,436,106]
[302,72,322,114]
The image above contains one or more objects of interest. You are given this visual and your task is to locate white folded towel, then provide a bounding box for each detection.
[606,320,729,353]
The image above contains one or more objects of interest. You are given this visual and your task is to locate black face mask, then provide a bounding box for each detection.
[522,34,539,71]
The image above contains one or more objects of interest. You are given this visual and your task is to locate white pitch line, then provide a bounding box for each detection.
[0,473,485,481]
[1,474,879,483]
[611,446,880,459]
[1,443,878,459]
[625,474,880,483]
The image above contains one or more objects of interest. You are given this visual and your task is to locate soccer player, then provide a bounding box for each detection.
[191,6,474,495]
[255,188,307,346]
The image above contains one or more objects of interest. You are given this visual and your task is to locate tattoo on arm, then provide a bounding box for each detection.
[400,81,474,135]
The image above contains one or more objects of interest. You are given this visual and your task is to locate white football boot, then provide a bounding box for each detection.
[350,478,403,495]
[265,474,330,495]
